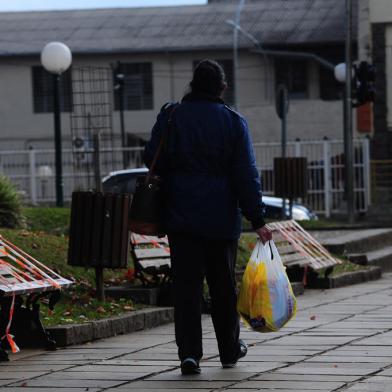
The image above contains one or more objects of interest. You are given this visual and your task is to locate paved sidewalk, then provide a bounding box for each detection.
[2,275,392,391]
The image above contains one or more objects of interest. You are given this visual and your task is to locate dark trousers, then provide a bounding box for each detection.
[168,234,240,363]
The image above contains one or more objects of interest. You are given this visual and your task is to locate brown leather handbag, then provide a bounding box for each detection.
[129,106,176,236]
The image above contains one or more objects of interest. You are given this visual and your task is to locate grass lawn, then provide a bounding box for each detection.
[1,207,137,326]
[1,207,371,326]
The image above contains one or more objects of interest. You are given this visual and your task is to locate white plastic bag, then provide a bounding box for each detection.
[237,240,297,332]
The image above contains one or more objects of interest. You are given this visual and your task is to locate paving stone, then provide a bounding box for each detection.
[232,380,345,389]
[0,371,48,379]
[43,371,151,381]
[265,335,358,345]
[117,380,233,388]
[67,364,174,373]
[253,373,360,382]
[0,364,71,371]
[0,389,101,392]
[275,363,379,376]
[10,378,124,388]
[99,359,179,366]
[344,382,391,391]
[376,367,392,376]
[0,380,15,387]
[306,355,392,364]
[148,369,257,381]
[108,390,210,392]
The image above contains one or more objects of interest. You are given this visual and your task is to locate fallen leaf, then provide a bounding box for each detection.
[96,306,106,314]
[310,315,316,320]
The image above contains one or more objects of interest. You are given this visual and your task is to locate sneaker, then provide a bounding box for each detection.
[222,339,248,368]
[181,357,201,375]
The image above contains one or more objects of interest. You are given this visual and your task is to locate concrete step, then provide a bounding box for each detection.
[366,245,392,272]
[311,228,392,255]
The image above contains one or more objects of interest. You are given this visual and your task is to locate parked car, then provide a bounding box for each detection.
[102,168,318,221]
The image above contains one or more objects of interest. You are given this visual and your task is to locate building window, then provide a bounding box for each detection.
[32,66,73,113]
[275,60,308,99]
[114,63,153,111]
[193,59,234,105]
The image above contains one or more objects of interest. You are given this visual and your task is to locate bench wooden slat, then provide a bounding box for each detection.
[280,253,308,263]
[131,234,169,246]
[138,258,171,270]
[275,244,296,255]
[134,248,170,259]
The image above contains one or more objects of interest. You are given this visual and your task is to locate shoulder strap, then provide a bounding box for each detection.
[146,104,178,183]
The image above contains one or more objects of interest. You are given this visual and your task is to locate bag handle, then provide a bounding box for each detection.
[268,241,274,260]
[145,105,177,184]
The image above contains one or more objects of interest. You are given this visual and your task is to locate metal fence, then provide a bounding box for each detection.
[0,139,371,217]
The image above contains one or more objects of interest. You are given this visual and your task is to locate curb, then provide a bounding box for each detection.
[291,281,305,296]
[47,307,174,347]
[309,266,382,289]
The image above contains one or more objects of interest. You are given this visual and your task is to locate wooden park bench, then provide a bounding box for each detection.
[130,233,171,286]
[268,220,342,285]
[0,234,72,361]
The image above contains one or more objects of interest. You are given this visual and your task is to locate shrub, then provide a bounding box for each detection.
[0,175,24,228]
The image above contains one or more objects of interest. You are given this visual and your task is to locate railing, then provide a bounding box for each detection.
[253,138,370,216]
[0,139,371,217]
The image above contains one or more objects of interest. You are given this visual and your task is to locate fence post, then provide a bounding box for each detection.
[323,138,331,218]
[294,138,301,157]
[362,137,371,208]
[29,149,37,205]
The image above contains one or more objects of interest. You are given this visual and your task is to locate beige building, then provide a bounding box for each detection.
[357,0,392,159]
[0,1,352,151]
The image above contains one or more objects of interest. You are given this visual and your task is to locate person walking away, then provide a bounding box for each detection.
[144,59,272,375]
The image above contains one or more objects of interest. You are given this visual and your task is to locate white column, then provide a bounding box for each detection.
[362,137,371,208]
[323,139,332,217]
[294,139,301,157]
[29,149,37,205]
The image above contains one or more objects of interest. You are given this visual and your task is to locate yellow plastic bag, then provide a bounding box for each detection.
[237,239,297,332]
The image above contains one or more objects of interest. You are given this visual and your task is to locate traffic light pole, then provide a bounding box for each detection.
[344,0,355,224]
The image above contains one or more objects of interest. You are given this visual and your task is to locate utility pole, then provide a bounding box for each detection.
[344,0,355,224]
[93,130,105,302]
[233,0,246,109]
[114,62,127,168]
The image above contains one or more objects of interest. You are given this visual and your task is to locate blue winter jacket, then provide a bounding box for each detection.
[144,93,265,240]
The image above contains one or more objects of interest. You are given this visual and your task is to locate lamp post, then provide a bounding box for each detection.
[334,5,355,224]
[232,0,246,109]
[41,42,72,207]
[114,62,127,168]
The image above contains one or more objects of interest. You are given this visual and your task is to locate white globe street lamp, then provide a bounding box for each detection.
[40,42,72,207]
[334,63,347,83]
[41,42,72,74]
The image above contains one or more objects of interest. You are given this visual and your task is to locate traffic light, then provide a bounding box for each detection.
[353,61,376,107]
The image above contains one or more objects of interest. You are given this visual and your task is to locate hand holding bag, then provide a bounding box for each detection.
[129,106,176,236]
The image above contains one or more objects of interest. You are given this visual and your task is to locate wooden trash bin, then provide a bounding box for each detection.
[68,191,130,269]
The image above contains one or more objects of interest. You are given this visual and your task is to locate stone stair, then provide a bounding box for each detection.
[311,228,392,272]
